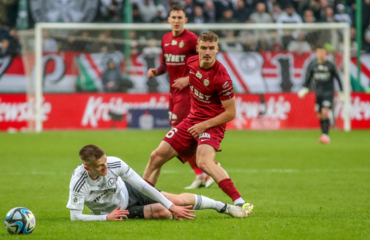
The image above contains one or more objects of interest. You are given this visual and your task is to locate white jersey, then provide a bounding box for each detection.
[66,156,173,221]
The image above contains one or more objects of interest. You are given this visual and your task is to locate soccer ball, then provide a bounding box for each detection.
[4,207,36,234]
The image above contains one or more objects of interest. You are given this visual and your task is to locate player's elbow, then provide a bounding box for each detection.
[227,109,236,121]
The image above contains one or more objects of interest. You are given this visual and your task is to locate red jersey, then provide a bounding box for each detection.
[158,29,198,99]
[186,55,235,125]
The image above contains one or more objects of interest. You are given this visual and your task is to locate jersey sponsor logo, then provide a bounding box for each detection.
[204,79,209,86]
[164,54,186,63]
[314,72,330,81]
[199,132,211,139]
[164,43,170,46]
[222,82,229,89]
[179,41,184,48]
[196,71,202,79]
[318,65,328,71]
[200,139,210,141]
[171,40,177,45]
[92,189,115,203]
[98,183,106,189]
[190,85,211,101]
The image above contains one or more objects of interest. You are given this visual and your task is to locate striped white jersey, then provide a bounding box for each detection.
[66,156,172,221]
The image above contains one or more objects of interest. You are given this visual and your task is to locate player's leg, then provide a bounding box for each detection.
[318,107,331,143]
[196,144,254,215]
[143,204,172,219]
[143,140,178,186]
[160,191,247,218]
[172,100,213,189]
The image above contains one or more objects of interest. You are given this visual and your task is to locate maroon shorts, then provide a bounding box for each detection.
[168,96,191,127]
[163,119,224,162]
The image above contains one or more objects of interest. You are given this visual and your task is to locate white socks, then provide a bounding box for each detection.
[233,197,245,205]
[193,195,225,212]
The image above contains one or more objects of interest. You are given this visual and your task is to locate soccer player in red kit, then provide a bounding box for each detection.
[147,5,216,189]
[143,31,254,215]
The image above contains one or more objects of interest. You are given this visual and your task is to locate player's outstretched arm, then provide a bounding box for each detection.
[169,205,196,221]
[188,97,236,138]
[172,76,189,90]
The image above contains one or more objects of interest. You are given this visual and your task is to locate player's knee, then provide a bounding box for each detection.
[171,195,187,206]
[196,159,211,174]
[149,150,165,167]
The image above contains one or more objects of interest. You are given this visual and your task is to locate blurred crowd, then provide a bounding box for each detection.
[0,0,370,57]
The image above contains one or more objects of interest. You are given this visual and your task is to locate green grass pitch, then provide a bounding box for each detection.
[1,130,369,240]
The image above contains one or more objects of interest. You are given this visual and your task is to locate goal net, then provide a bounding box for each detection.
[19,23,350,132]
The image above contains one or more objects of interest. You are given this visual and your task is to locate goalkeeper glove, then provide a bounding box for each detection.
[297,88,309,99]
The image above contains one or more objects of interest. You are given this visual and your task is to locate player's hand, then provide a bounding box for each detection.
[106,206,129,221]
[338,92,345,103]
[297,87,309,99]
[169,205,196,221]
[148,68,158,78]
[172,77,189,90]
[188,123,207,138]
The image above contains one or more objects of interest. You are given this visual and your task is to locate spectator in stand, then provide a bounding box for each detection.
[220,8,237,24]
[151,5,168,23]
[266,0,276,14]
[334,4,352,26]
[132,4,144,23]
[214,0,233,21]
[322,6,335,22]
[249,3,273,43]
[277,4,302,24]
[277,4,302,49]
[272,41,282,52]
[300,0,322,22]
[139,0,158,23]
[203,0,217,23]
[287,33,311,53]
[0,38,18,57]
[0,0,17,27]
[233,0,252,22]
[8,28,21,55]
[193,6,206,25]
[102,60,122,92]
[220,30,244,53]
[182,0,195,22]
[42,30,58,52]
[303,9,316,23]
[271,3,283,22]
[250,3,274,24]
[350,27,358,52]
[100,0,123,23]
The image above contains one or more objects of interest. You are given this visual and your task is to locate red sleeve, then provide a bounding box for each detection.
[191,35,198,56]
[216,69,235,101]
[157,39,167,75]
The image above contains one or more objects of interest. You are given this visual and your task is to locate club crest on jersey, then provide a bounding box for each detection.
[196,71,202,79]
[171,40,177,45]
[204,79,209,86]
[179,40,184,48]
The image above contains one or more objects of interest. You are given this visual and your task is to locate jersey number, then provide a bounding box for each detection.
[166,128,178,138]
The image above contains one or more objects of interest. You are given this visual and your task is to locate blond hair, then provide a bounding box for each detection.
[198,31,218,44]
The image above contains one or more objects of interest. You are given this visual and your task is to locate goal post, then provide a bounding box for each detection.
[30,22,351,132]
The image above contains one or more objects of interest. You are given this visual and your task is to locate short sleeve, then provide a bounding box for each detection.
[216,69,235,101]
[66,191,85,210]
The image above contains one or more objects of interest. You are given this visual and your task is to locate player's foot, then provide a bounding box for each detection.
[205,161,221,188]
[236,202,254,216]
[184,178,206,189]
[219,204,247,218]
[318,134,330,144]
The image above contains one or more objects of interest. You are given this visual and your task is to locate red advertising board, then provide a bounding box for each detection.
[0,93,369,131]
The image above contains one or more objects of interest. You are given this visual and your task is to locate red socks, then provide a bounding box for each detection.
[187,156,204,175]
[218,178,241,201]
[144,179,155,187]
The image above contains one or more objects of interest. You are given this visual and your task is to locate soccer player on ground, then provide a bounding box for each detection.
[298,46,344,144]
[143,31,254,215]
[147,5,217,189]
[67,145,247,221]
